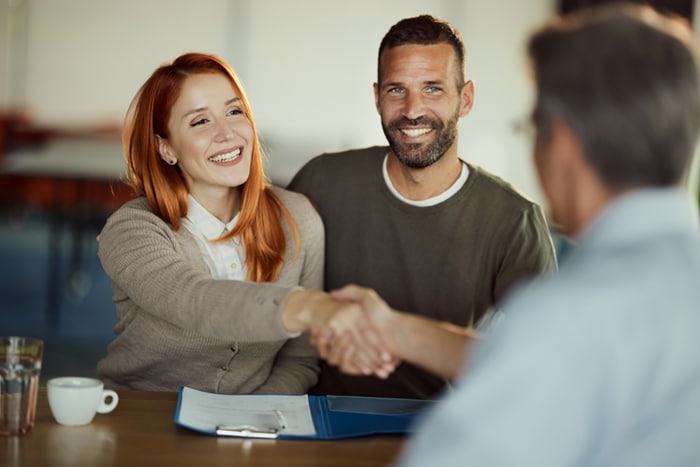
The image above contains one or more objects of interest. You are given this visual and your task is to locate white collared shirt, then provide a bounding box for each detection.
[181,195,247,281]
[382,154,470,206]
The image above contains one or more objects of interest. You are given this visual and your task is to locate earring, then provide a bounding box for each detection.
[168,159,177,165]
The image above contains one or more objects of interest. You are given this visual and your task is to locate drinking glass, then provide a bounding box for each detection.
[0,336,43,435]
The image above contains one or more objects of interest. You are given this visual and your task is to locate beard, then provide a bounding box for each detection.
[382,106,460,169]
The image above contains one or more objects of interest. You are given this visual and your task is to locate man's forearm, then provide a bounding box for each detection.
[389,312,480,381]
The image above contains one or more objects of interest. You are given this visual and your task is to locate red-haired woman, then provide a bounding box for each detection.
[96,53,352,393]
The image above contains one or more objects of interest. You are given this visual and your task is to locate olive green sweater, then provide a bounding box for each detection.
[288,146,556,399]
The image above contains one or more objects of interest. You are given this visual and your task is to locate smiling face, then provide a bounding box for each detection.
[157,72,253,205]
[375,42,473,169]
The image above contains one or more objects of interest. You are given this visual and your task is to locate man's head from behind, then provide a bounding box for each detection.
[528,4,700,193]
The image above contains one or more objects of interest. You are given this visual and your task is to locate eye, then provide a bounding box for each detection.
[386,87,404,95]
[227,108,243,117]
[190,118,209,127]
[426,86,442,93]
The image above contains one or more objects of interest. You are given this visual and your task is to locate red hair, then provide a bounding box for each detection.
[123,52,298,282]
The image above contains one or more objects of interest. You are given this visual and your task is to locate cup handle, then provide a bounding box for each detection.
[97,389,119,414]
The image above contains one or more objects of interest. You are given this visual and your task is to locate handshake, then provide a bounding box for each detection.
[310,285,400,379]
[284,286,478,382]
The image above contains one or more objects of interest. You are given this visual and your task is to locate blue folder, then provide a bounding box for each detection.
[174,386,434,440]
[285,393,434,439]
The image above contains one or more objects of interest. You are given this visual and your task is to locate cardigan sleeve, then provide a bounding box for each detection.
[97,198,299,342]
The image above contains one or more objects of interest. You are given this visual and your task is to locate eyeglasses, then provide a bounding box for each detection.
[512,117,537,140]
[513,107,552,142]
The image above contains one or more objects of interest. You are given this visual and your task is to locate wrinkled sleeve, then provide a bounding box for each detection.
[97,202,296,342]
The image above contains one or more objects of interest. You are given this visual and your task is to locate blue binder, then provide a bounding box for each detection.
[285,393,433,439]
[174,386,434,440]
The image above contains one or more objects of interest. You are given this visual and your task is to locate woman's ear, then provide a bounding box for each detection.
[155,135,177,165]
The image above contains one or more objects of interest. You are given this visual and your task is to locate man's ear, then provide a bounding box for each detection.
[373,82,380,114]
[550,119,584,169]
[459,80,475,117]
[155,135,175,164]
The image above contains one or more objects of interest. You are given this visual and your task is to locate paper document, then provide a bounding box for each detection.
[175,386,434,439]
[176,387,317,436]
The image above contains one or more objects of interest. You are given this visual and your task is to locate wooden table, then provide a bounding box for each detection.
[1,389,406,467]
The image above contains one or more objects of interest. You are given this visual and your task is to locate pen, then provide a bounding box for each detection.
[273,409,287,430]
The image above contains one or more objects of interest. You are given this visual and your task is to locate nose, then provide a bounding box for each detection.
[402,92,426,120]
[213,117,234,142]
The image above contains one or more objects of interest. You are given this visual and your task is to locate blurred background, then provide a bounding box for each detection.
[0,0,698,380]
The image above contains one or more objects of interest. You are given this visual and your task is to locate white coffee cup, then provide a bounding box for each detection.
[47,377,119,426]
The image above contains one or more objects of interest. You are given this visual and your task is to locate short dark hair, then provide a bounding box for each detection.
[528,4,700,189]
[378,14,466,88]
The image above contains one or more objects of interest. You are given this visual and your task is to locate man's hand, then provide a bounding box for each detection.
[311,285,400,379]
[313,284,480,382]
[283,288,395,377]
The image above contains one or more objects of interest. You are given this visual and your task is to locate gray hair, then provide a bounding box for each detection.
[528,4,700,189]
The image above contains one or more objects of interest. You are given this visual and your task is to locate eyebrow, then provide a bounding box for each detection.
[380,80,446,90]
[381,81,403,89]
[182,97,241,118]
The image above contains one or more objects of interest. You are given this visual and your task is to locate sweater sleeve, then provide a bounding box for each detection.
[252,331,320,394]
[493,202,557,305]
[97,199,297,342]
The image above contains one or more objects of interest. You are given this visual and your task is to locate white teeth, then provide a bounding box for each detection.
[209,149,241,163]
[401,128,431,137]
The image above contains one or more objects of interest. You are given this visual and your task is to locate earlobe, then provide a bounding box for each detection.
[155,135,176,165]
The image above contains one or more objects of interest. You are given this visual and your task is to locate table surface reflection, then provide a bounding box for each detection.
[1,388,406,467]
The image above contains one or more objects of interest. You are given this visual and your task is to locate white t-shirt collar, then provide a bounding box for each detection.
[382,154,470,207]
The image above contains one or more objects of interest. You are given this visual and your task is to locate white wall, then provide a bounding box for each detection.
[0,0,29,109]
[20,0,232,126]
[451,0,553,206]
[5,0,698,207]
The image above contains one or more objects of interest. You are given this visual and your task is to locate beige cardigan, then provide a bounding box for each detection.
[96,186,324,394]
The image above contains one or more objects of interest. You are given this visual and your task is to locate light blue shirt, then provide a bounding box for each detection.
[399,188,700,467]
